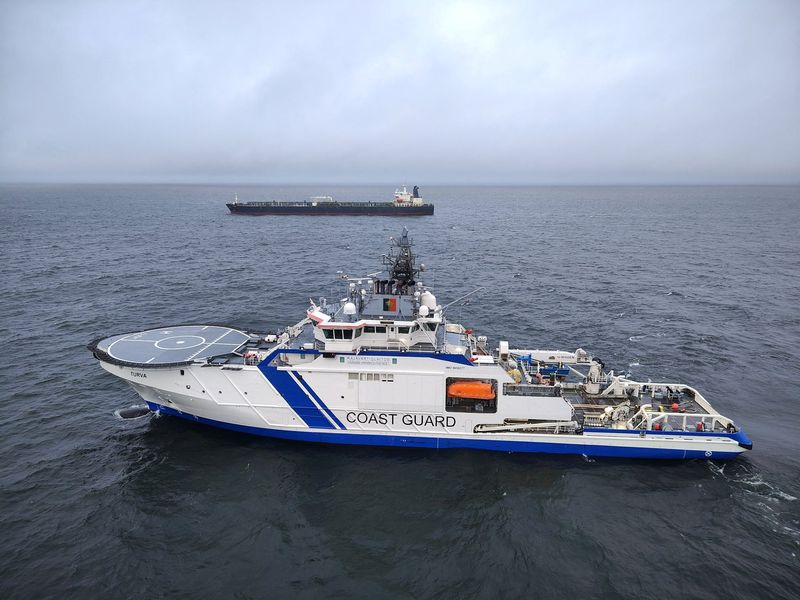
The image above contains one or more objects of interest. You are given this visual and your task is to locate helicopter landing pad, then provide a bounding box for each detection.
[93,325,251,366]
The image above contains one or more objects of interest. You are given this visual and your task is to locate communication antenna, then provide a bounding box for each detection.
[441,287,485,312]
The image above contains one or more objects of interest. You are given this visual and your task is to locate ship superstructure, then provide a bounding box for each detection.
[89,229,751,459]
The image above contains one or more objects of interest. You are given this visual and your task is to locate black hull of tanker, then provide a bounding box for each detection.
[227,202,434,216]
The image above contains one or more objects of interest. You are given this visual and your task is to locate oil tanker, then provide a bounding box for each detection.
[227,186,434,216]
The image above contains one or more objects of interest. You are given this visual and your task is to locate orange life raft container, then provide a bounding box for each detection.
[447,380,496,400]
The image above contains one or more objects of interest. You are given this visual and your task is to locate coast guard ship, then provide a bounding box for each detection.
[89,229,752,459]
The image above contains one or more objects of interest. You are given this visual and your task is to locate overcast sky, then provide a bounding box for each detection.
[1,0,798,184]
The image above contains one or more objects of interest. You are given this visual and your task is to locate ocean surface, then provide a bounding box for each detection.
[1,184,798,599]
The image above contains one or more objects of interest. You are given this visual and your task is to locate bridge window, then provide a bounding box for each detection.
[323,329,333,339]
[398,326,410,334]
[364,326,376,333]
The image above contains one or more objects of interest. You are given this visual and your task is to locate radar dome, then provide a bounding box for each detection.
[343,302,357,315]
[420,291,437,310]
[418,305,430,317]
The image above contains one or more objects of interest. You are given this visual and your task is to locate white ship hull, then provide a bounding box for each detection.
[101,353,750,460]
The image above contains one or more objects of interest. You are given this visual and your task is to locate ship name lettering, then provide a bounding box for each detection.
[346,411,398,425]
[401,414,456,428]
[345,411,455,428]
[130,371,147,378]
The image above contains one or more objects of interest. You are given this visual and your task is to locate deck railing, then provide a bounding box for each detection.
[503,383,562,397]
[626,406,733,432]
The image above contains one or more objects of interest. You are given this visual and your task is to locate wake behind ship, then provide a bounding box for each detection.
[89,229,751,459]
[227,186,434,216]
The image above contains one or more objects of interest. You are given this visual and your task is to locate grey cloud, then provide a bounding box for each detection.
[1,0,798,184]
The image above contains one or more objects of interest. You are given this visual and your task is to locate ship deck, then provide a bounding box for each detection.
[90,325,252,367]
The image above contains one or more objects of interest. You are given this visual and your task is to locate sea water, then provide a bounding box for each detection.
[1,184,798,599]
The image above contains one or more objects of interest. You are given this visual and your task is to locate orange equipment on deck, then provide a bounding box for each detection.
[447,380,496,400]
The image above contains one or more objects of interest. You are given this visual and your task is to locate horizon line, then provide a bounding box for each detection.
[1,180,798,187]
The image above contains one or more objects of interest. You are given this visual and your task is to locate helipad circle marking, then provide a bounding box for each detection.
[154,335,206,350]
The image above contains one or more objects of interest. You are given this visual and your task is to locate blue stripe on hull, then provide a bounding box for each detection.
[585,427,753,449]
[146,403,742,460]
[257,347,474,367]
[256,365,335,429]
[292,372,346,429]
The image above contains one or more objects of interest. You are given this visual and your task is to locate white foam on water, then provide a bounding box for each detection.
[708,462,799,541]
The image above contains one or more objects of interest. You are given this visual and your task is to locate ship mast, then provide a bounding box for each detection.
[384,227,418,289]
